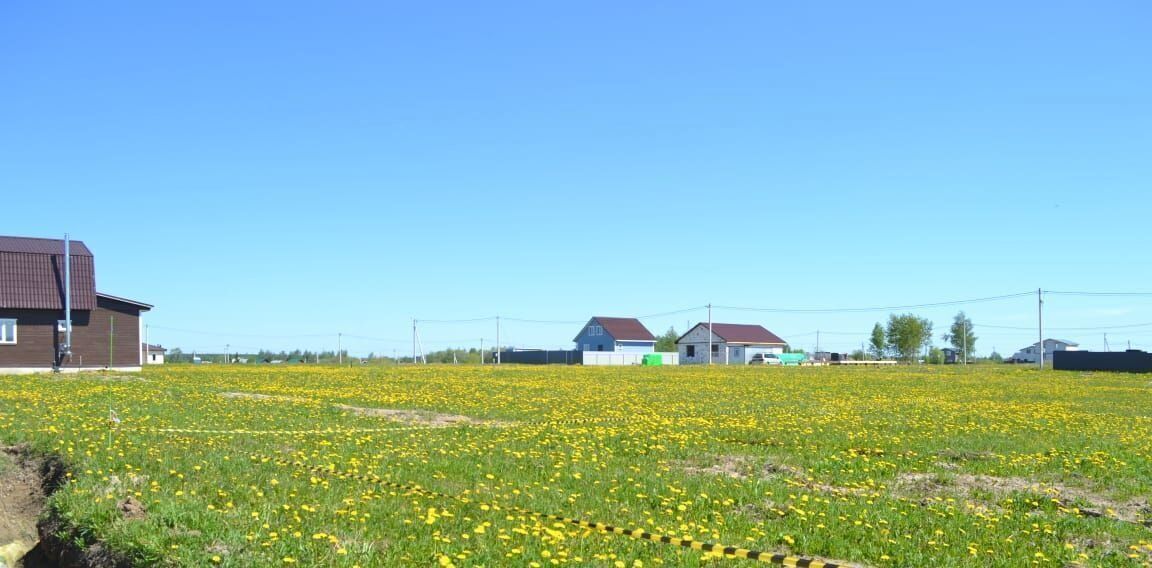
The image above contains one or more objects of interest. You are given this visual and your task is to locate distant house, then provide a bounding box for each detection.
[573,317,656,353]
[143,343,166,365]
[1010,339,1079,364]
[676,323,787,365]
[0,236,152,373]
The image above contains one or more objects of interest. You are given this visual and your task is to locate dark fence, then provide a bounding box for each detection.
[497,350,582,365]
[1053,350,1152,373]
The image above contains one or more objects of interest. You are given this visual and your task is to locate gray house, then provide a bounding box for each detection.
[676,322,787,365]
[573,317,656,353]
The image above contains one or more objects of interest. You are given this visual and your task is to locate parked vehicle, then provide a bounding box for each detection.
[748,353,781,365]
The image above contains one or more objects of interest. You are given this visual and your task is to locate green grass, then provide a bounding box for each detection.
[0,365,1149,567]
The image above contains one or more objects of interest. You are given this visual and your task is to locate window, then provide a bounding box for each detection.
[0,319,15,344]
[686,345,696,357]
[711,344,719,354]
[588,325,603,337]
[597,344,604,352]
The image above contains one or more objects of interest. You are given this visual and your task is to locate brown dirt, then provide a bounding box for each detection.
[893,472,1151,524]
[115,497,146,521]
[0,445,131,568]
[0,445,44,567]
[220,392,306,402]
[333,404,501,427]
[679,455,753,479]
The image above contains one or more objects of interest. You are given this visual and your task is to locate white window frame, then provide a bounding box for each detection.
[0,319,16,345]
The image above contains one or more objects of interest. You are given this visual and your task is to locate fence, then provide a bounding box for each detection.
[1053,350,1152,373]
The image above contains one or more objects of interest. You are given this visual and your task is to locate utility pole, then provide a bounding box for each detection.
[1037,288,1044,370]
[412,319,417,365]
[338,333,343,366]
[962,319,967,365]
[109,316,114,369]
[1104,333,1109,352]
[707,303,712,365]
[480,338,484,365]
[496,316,501,365]
[816,330,821,354]
[225,343,229,364]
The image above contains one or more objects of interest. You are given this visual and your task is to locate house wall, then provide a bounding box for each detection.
[147,351,165,365]
[676,325,721,364]
[573,320,613,352]
[1010,341,1078,363]
[0,297,143,370]
[615,340,655,353]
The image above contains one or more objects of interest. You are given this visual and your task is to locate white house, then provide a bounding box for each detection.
[676,323,787,365]
[1010,339,1079,364]
[143,343,166,365]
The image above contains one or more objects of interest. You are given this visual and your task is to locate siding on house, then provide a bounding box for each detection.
[0,295,147,368]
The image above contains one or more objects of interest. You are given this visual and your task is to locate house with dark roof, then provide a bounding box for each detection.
[0,235,152,373]
[676,322,787,364]
[573,317,656,353]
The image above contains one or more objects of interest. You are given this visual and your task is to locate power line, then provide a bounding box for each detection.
[1044,290,1152,297]
[714,291,1034,314]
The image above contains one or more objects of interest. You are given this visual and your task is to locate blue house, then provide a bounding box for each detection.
[573,317,656,353]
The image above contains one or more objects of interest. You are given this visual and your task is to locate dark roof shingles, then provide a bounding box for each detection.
[593,317,656,341]
[0,236,97,310]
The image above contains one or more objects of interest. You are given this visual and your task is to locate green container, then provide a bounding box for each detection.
[642,354,664,366]
[778,353,807,366]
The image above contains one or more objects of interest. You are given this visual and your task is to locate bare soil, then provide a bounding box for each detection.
[333,404,502,427]
[893,472,1151,524]
[0,445,43,567]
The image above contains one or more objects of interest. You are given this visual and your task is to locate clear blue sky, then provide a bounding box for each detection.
[3,1,1150,356]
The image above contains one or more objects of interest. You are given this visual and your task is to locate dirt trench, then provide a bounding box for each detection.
[0,445,130,568]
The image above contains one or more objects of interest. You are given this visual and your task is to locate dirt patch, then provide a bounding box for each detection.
[333,405,501,427]
[220,392,306,403]
[115,497,147,521]
[0,445,45,567]
[679,455,753,479]
[893,472,1151,524]
[0,445,131,568]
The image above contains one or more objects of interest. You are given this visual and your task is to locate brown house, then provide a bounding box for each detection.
[0,236,152,373]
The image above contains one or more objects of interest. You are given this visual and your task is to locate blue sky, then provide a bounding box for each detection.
[3,1,1150,356]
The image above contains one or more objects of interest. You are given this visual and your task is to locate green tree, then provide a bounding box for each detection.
[988,351,1004,363]
[869,323,886,359]
[941,311,977,363]
[654,327,678,352]
[885,313,933,363]
[927,346,944,364]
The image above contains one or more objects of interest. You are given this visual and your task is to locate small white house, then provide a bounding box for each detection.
[1010,338,1079,364]
[143,343,166,365]
[676,323,787,365]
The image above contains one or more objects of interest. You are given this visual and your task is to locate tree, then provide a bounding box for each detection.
[988,351,1004,363]
[885,313,933,363]
[941,311,977,363]
[654,327,678,352]
[849,349,866,361]
[927,346,944,364]
[869,323,886,360]
[168,347,183,363]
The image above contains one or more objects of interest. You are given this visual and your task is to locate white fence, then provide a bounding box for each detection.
[582,352,679,366]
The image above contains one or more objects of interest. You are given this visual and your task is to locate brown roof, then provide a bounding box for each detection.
[681,323,786,345]
[574,317,656,342]
[0,236,97,310]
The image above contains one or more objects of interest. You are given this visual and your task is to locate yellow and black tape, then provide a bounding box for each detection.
[253,454,844,567]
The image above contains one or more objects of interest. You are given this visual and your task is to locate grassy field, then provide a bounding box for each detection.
[1,365,1150,567]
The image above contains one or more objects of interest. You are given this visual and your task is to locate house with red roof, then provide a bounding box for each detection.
[676,322,787,364]
[0,235,152,373]
[573,317,656,353]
